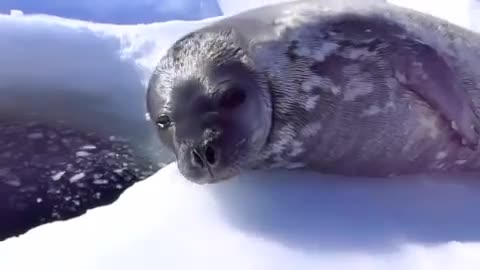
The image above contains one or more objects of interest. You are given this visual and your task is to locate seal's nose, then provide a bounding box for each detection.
[190,142,218,169]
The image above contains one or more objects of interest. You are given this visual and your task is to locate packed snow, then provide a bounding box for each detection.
[1,0,480,269]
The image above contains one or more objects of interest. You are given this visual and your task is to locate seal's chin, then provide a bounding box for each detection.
[177,161,240,184]
[183,170,235,185]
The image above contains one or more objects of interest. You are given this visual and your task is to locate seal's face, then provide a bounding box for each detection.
[147,30,272,184]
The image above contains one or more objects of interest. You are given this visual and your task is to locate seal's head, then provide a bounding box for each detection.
[146,29,272,184]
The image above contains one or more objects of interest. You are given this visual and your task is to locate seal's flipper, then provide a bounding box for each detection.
[391,40,480,150]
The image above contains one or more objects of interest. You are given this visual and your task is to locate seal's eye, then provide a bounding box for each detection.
[156,114,172,129]
[218,86,246,109]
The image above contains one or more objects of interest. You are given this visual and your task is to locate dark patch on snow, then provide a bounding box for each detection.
[0,119,162,241]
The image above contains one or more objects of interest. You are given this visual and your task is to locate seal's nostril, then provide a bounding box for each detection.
[191,143,217,169]
[205,144,216,165]
[191,148,205,168]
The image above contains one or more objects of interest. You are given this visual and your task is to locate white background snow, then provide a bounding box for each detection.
[1,0,480,269]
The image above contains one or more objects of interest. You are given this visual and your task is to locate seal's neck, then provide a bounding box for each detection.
[253,76,334,170]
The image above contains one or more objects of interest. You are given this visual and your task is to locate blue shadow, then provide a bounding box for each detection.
[209,169,480,252]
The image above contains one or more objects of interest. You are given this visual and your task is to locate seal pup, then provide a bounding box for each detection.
[146,0,480,184]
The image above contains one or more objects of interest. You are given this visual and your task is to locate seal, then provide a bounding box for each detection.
[146,0,480,184]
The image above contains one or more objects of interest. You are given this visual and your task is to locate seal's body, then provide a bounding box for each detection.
[147,0,480,183]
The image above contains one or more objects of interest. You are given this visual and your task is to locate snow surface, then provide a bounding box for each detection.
[1,0,480,269]
[217,0,290,16]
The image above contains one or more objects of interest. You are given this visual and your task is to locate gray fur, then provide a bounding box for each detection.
[147,0,480,183]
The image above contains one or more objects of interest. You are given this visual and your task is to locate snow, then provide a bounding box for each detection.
[1,0,480,269]
[389,0,475,29]
[2,164,480,270]
[217,0,289,16]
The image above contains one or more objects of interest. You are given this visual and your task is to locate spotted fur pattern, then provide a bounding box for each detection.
[149,0,480,181]
[240,0,480,176]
